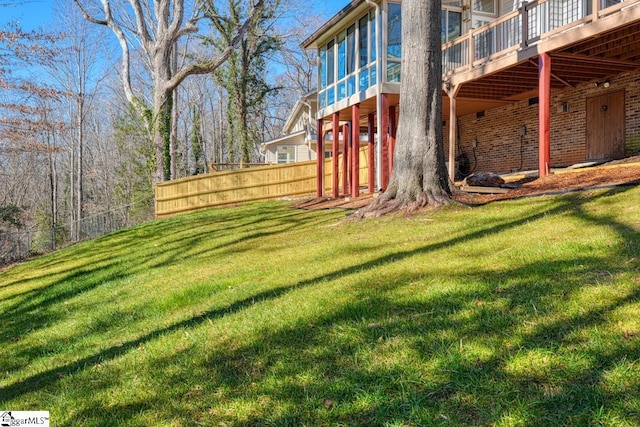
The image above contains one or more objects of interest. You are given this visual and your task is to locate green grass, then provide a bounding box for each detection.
[1,186,640,426]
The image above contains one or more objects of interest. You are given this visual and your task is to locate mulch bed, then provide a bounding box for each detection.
[292,156,640,210]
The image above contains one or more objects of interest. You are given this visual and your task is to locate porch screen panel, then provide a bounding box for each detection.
[337,32,346,81]
[359,15,370,91]
[317,7,381,110]
[359,15,368,68]
[347,25,355,74]
[327,40,335,85]
[387,2,402,83]
[347,25,356,96]
[337,32,346,100]
[370,10,376,62]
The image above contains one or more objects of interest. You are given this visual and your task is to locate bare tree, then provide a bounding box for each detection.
[0,22,65,248]
[357,0,451,218]
[73,0,265,184]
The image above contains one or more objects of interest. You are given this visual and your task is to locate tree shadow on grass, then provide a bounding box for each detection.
[1,188,639,425]
[0,202,337,290]
[0,203,340,326]
[59,254,640,426]
[0,203,344,379]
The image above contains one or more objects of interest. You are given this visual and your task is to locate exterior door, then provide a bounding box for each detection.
[586,90,625,160]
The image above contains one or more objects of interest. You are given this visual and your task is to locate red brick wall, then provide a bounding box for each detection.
[443,69,640,175]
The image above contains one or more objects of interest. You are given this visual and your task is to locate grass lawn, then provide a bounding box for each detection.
[1,186,640,426]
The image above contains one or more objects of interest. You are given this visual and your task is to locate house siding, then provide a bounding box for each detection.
[444,69,640,174]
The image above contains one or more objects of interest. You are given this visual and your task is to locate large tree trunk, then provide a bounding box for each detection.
[357,0,451,218]
[152,90,171,184]
[152,41,173,183]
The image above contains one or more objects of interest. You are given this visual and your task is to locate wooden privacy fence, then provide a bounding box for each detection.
[155,147,371,218]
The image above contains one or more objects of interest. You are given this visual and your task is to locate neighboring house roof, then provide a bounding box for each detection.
[262,91,318,151]
[282,90,317,135]
[262,130,307,149]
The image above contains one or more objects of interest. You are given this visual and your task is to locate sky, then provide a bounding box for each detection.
[0,0,54,29]
[0,0,347,31]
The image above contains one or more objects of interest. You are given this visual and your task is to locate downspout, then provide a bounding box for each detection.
[300,99,313,160]
[365,0,382,191]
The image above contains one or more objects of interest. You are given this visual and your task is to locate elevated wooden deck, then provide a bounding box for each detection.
[444,0,640,116]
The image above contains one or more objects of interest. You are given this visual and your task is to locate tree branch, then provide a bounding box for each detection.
[128,0,153,51]
[165,0,264,93]
[74,0,146,115]
[72,0,107,25]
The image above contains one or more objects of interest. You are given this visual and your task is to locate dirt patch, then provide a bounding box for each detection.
[456,157,640,205]
[292,157,640,210]
[292,194,374,211]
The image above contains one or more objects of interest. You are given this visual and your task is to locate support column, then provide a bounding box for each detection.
[316,119,324,197]
[351,104,360,198]
[332,113,340,198]
[381,93,390,190]
[389,105,397,180]
[539,53,551,177]
[367,113,375,194]
[342,123,350,195]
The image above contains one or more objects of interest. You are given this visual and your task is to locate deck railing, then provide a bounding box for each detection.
[442,0,636,75]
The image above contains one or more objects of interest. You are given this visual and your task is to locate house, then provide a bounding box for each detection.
[303,0,640,198]
[262,91,327,164]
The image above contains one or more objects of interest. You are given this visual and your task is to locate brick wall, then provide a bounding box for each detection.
[443,69,640,175]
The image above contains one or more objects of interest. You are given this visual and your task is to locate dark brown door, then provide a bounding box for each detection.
[586,90,625,160]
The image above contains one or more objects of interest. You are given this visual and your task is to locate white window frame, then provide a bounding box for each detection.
[276,145,296,164]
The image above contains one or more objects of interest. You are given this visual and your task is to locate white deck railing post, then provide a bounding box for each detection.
[468,29,475,70]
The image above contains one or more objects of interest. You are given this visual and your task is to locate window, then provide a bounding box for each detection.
[347,76,356,96]
[317,8,379,110]
[387,2,401,82]
[387,3,402,60]
[359,15,368,68]
[442,9,462,43]
[370,10,377,62]
[338,81,346,101]
[471,0,497,30]
[276,146,296,164]
[387,62,400,83]
[327,41,335,85]
[359,68,369,91]
[320,47,327,89]
[473,0,496,14]
[337,32,346,80]
[347,24,356,74]
[319,91,327,109]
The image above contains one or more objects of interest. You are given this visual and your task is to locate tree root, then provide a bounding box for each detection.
[354,189,451,219]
